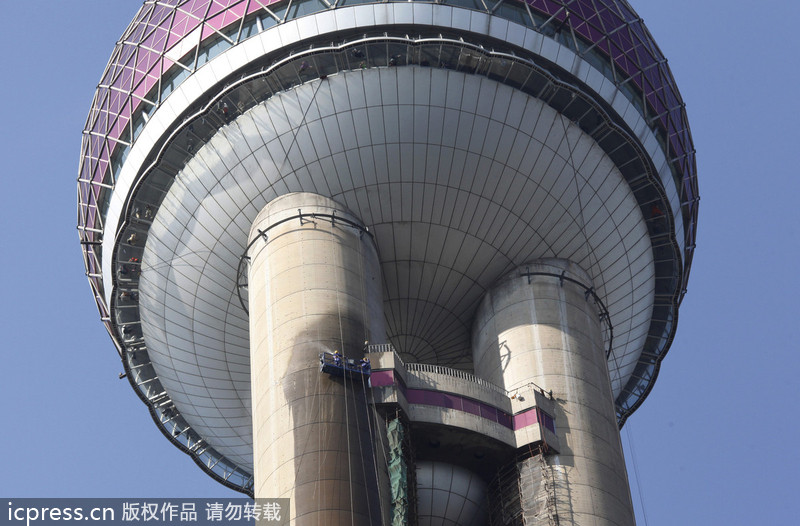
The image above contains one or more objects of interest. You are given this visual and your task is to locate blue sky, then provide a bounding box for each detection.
[1,1,798,524]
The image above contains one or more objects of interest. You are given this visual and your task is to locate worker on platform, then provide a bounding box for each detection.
[333,350,342,366]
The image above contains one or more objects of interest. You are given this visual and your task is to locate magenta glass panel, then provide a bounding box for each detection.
[184,16,206,37]
[168,14,192,48]
[616,25,633,52]
[596,4,621,29]
[129,18,147,43]
[117,43,137,71]
[405,389,427,405]
[616,1,635,20]
[461,398,480,416]
[229,1,247,18]
[222,3,247,27]
[78,185,89,207]
[117,64,136,96]
[111,116,130,142]
[568,2,592,20]
[246,1,264,15]
[403,389,420,403]
[93,102,109,134]
[107,113,122,140]
[201,24,218,41]
[136,49,159,74]
[512,410,535,429]
[85,164,97,187]
[440,393,460,410]
[570,18,588,35]
[207,11,232,32]
[581,24,604,46]
[369,370,395,387]
[82,156,94,185]
[479,403,498,423]
[101,140,113,165]
[666,86,682,111]
[497,411,512,429]
[166,31,183,52]
[651,90,666,116]
[643,67,660,93]
[98,159,109,179]
[619,54,639,79]
[541,410,555,433]
[528,0,561,14]
[88,131,102,158]
[133,69,158,101]
[187,0,211,19]
[426,391,444,406]
[113,67,131,95]
[629,20,650,48]
[206,0,234,19]
[141,25,159,50]
[151,3,174,25]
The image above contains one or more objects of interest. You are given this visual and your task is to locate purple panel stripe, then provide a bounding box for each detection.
[369,370,395,387]
[371,370,553,431]
[513,408,537,428]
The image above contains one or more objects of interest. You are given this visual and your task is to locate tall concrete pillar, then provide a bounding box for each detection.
[247,192,387,524]
[473,259,635,525]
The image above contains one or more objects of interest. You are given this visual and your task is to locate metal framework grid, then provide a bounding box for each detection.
[77,0,697,290]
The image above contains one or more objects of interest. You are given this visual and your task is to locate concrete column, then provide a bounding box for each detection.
[473,259,635,525]
[248,192,387,525]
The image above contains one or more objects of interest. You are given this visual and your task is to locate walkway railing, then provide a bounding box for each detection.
[366,343,551,399]
[405,363,509,398]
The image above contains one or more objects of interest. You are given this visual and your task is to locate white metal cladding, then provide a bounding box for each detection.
[416,461,488,525]
[138,67,654,470]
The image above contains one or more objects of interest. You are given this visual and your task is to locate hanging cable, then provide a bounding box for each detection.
[331,227,356,525]
[349,370,376,524]
[625,423,650,526]
[559,117,624,391]
[359,365,388,526]
[355,233,388,525]
[276,80,325,179]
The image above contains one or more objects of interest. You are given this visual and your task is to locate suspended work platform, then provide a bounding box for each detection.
[319,351,372,379]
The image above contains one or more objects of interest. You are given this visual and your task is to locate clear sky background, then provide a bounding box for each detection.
[0,1,797,524]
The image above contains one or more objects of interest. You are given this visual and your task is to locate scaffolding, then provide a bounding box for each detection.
[386,413,417,526]
[488,446,561,526]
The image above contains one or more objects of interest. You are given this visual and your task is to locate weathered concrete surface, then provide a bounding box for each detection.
[248,192,387,524]
[474,259,635,526]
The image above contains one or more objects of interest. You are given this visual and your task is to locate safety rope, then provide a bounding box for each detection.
[625,423,649,526]
[348,370,375,524]
[360,367,388,526]
[331,232,357,525]
[355,231,389,525]
[560,117,597,278]
[560,116,625,392]
[559,117,618,360]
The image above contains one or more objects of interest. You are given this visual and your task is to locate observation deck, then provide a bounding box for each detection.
[367,348,560,456]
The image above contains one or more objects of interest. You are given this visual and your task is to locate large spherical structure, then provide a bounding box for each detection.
[77,0,697,501]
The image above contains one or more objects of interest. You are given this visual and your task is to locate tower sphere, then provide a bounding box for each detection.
[77,0,697,495]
